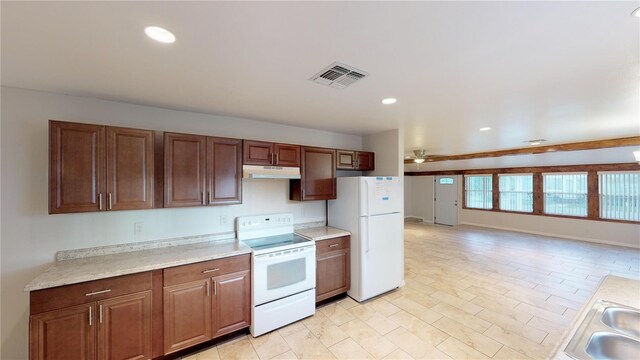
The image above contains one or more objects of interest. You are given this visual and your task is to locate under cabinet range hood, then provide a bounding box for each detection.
[242,165,301,179]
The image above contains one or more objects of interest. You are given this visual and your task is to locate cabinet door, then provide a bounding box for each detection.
[29,303,96,360]
[356,152,375,171]
[163,279,212,354]
[211,270,251,338]
[106,127,154,211]
[316,249,350,302]
[97,291,152,360]
[207,137,242,205]
[274,144,300,167]
[336,150,356,170]
[292,147,336,201]
[164,133,207,207]
[243,140,274,165]
[49,121,105,214]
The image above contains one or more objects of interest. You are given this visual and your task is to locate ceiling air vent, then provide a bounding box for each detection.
[310,62,369,89]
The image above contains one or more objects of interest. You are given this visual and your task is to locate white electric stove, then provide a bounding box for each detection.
[237,213,316,337]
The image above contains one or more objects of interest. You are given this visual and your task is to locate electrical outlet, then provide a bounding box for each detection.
[134,222,144,235]
[220,215,228,226]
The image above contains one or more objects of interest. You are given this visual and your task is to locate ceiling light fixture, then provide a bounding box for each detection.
[381,98,397,105]
[530,142,541,146]
[633,7,640,17]
[525,139,546,146]
[144,26,176,43]
[479,127,491,131]
[634,150,640,163]
[414,158,425,164]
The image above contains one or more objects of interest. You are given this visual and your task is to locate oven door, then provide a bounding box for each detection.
[253,244,316,306]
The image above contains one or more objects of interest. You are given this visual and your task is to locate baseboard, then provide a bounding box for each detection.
[459,221,640,249]
[404,216,434,224]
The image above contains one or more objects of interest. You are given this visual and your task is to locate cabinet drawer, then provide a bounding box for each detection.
[30,271,152,315]
[316,236,350,254]
[163,254,250,287]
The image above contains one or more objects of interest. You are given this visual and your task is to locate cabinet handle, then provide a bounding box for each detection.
[202,192,205,205]
[214,281,217,296]
[85,289,111,296]
[88,306,93,326]
[99,304,103,324]
[209,192,212,204]
[275,153,279,165]
[108,193,112,210]
[206,281,210,297]
[98,193,103,210]
[202,268,219,274]
[329,244,339,248]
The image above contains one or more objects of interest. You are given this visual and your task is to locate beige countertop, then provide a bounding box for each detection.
[295,226,350,241]
[25,238,251,292]
[551,275,640,359]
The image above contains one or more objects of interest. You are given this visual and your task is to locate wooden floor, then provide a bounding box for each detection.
[185,222,640,360]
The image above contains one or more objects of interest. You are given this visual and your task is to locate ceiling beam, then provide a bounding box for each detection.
[404,136,640,164]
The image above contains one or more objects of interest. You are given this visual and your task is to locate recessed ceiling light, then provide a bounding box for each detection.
[144,26,175,44]
[633,7,640,17]
[479,127,491,131]
[381,98,397,105]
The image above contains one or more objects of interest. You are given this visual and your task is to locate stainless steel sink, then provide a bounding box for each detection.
[565,300,640,360]
[584,332,640,360]
[601,307,640,338]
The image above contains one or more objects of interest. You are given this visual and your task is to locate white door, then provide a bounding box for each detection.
[435,176,459,226]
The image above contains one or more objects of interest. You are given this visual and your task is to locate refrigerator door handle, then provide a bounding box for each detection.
[363,178,370,216]
[364,216,370,253]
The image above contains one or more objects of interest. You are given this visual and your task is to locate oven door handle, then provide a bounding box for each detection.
[254,246,315,263]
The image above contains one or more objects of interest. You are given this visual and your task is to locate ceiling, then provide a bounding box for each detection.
[2,1,639,156]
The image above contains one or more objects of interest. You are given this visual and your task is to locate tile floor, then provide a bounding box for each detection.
[184,222,640,360]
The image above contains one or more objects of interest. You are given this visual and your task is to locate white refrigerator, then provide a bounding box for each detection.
[328,176,404,302]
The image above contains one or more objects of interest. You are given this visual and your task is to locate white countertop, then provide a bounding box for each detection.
[295,226,350,241]
[551,275,640,359]
[25,239,251,292]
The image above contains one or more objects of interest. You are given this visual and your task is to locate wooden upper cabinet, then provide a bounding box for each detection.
[97,291,152,360]
[274,144,300,167]
[356,151,375,171]
[29,303,96,360]
[336,150,374,171]
[290,147,336,201]
[164,133,207,208]
[207,137,242,205]
[50,121,106,214]
[243,140,300,167]
[106,127,154,211]
[243,140,274,166]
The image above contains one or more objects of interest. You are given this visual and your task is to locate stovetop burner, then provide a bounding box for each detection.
[242,233,311,252]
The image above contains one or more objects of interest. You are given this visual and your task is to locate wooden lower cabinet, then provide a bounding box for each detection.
[316,236,351,302]
[211,270,251,338]
[162,255,251,354]
[163,279,212,354]
[98,291,152,360]
[30,303,96,360]
[29,291,152,360]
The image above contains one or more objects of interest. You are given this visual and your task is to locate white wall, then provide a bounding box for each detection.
[404,176,434,223]
[363,129,403,177]
[0,87,363,359]
[404,170,640,248]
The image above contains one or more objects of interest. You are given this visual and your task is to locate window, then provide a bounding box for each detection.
[439,177,454,185]
[499,174,533,212]
[465,175,492,209]
[599,171,640,221]
[543,173,588,217]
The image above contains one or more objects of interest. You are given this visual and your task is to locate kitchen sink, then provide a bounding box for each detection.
[584,332,640,360]
[601,307,640,338]
[565,300,640,360]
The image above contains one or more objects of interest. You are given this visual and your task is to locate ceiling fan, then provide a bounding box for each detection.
[405,149,448,164]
